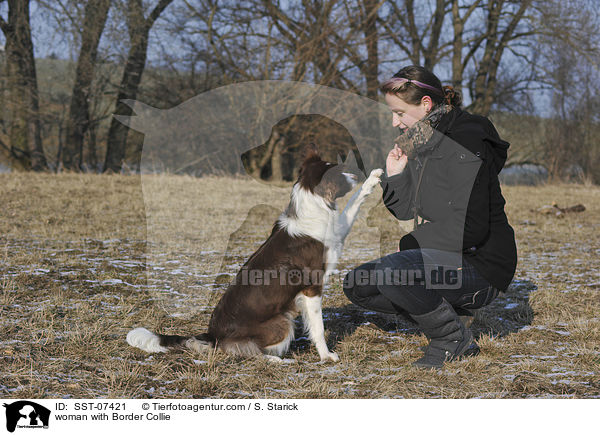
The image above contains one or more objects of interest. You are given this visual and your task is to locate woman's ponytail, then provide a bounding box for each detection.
[442,85,462,107]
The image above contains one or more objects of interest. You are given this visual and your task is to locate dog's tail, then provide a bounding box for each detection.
[126,327,214,353]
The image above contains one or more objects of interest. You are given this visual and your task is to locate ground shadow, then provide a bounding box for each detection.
[306,279,538,353]
[290,305,421,354]
[470,279,537,340]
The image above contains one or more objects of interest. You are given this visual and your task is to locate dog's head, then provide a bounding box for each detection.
[296,143,357,203]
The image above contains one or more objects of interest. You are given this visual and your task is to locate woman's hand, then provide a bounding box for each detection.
[386,143,408,177]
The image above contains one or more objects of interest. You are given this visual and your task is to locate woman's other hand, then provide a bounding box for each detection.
[386,143,408,176]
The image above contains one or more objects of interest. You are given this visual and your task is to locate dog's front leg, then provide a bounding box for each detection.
[296,294,339,362]
[339,168,383,238]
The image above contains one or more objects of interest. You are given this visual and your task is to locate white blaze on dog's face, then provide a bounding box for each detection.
[297,143,357,204]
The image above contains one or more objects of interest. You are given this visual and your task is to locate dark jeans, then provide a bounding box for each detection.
[343,249,499,316]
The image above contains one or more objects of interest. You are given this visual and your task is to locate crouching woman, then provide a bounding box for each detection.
[343,65,517,369]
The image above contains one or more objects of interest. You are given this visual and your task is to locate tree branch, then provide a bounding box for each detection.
[147,0,174,27]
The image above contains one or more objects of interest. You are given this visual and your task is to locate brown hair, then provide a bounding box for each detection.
[380,65,462,107]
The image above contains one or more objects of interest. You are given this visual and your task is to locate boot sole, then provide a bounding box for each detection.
[413,342,481,369]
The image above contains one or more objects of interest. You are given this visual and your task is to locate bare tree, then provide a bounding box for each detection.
[103,0,174,173]
[174,0,385,178]
[379,0,449,70]
[450,0,482,92]
[62,0,111,171]
[468,0,532,115]
[536,1,600,182]
[0,0,595,181]
[0,0,47,170]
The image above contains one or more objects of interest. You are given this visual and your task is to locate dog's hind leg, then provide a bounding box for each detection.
[261,313,296,358]
[219,339,263,358]
[295,294,339,362]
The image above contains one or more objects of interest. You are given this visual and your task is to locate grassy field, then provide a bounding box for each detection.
[0,172,599,399]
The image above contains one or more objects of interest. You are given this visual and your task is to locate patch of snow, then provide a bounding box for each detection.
[101,278,124,285]
[520,324,570,336]
[510,354,557,360]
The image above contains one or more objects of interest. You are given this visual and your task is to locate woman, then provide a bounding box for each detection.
[343,65,517,369]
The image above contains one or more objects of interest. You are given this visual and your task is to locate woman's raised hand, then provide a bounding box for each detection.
[386,143,408,177]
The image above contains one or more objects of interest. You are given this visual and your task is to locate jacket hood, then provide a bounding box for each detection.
[485,130,510,173]
[438,107,510,174]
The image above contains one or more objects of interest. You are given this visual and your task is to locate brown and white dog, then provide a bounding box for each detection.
[127,144,383,362]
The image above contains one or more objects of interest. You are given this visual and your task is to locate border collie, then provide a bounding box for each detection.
[127,144,383,362]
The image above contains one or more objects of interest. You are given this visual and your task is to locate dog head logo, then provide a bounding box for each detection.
[3,401,50,433]
[115,81,396,314]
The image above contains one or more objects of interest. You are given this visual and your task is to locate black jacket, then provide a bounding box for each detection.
[380,107,517,291]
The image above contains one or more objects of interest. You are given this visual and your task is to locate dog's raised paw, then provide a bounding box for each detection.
[361,168,384,193]
[369,168,384,179]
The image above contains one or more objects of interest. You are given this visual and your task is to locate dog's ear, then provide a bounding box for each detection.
[298,142,322,180]
[302,142,320,161]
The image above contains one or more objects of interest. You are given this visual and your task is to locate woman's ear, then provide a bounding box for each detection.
[421,95,433,112]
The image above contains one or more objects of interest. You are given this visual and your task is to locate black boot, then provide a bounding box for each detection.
[418,308,475,351]
[411,299,480,369]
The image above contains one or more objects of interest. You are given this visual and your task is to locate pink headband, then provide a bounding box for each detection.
[388,77,443,95]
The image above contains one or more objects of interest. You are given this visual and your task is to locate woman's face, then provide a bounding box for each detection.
[385,93,431,130]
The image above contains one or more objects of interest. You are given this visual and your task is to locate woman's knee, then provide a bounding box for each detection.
[342,270,356,300]
[451,285,499,309]
[343,261,378,301]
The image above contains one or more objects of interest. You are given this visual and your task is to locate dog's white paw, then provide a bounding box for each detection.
[263,355,295,364]
[361,168,384,194]
[369,168,384,179]
[264,354,284,363]
[320,351,340,363]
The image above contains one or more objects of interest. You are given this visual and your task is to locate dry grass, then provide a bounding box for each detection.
[0,172,599,398]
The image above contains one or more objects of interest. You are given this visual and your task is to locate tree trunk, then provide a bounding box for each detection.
[87,122,98,171]
[362,0,379,101]
[471,0,531,115]
[1,0,47,171]
[362,0,383,164]
[103,0,174,173]
[451,0,464,91]
[103,31,149,172]
[62,0,110,171]
[423,0,446,70]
